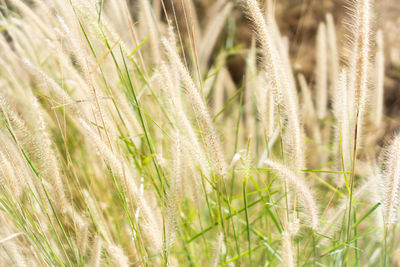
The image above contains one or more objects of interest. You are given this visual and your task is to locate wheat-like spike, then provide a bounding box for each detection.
[9,0,55,40]
[242,0,282,102]
[89,236,103,267]
[373,29,385,127]
[182,162,201,210]
[279,36,298,104]
[2,239,28,267]
[281,231,294,267]
[79,119,125,179]
[256,74,275,140]
[365,167,385,236]
[80,119,163,252]
[21,57,84,118]
[57,16,117,143]
[0,98,41,195]
[106,0,127,32]
[0,135,33,196]
[287,213,300,236]
[345,1,361,114]
[316,22,328,119]
[210,233,224,267]
[264,159,319,229]
[165,131,182,250]
[73,0,134,54]
[126,182,164,253]
[199,2,233,72]
[326,14,339,102]
[243,0,304,170]
[56,15,93,75]
[31,95,69,212]
[333,69,351,186]
[0,50,26,96]
[139,0,161,65]
[7,23,36,60]
[76,220,89,257]
[382,134,400,224]
[245,39,257,138]
[265,0,281,48]
[354,0,372,143]
[166,25,180,86]
[161,37,226,177]
[107,244,129,267]
[298,73,321,143]
[346,0,372,144]
[41,37,88,96]
[0,152,22,198]
[265,80,275,140]
[159,62,209,176]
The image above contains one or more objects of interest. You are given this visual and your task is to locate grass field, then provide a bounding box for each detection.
[0,0,399,266]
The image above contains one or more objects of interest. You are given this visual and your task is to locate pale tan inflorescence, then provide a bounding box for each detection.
[382,134,400,224]
[264,159,319,230]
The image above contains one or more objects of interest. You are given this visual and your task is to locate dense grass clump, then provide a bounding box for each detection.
[0,0,398,266]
